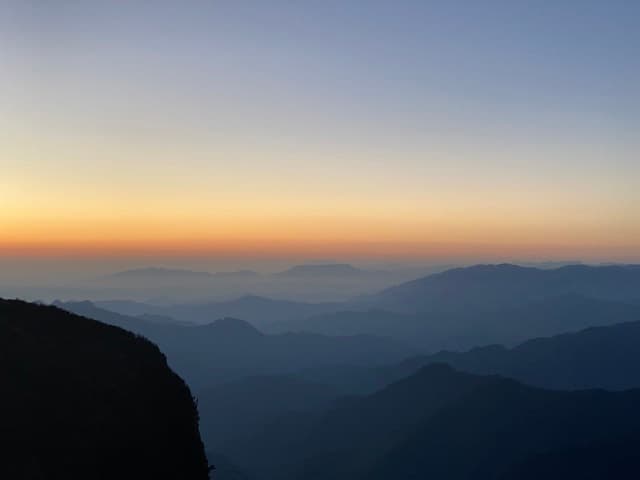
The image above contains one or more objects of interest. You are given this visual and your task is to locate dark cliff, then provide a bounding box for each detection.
[0,299,210,479]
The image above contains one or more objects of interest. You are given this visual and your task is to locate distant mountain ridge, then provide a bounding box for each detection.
[56,300,414,389]
[363,263,640,312]
[295,313,640,395]
[97,263,640,330]
[96,295,342,327]
[403,316,640,390]
[267,294,640,351]
[275,263,376,277]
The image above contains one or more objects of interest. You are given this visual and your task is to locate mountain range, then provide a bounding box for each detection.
[94,266,640,353]
[296,314,640,394]
[11,262,640,480]
[221,364,640,480]
[96,295,342,327]
[200,315,640,478]
[55,300,414,389]
[363,263,640,312]
[267,293,640,349]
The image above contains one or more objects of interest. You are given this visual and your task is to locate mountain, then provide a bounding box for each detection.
[365,263,640,313]
[296,313,640,396]
[198,375,340,450]
[267,294,640,350]
[223,364,489,480]
[199,310,640,474]
[369,376,640,480]
[275,263,374,278]
[0,299,209,479]
[56,301,415,389]
[497,435,640,479]
[399,315,640,390]
[225,364,640,480]
[96,295,342,327]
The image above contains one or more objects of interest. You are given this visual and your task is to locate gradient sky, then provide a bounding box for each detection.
[2,1,639,270]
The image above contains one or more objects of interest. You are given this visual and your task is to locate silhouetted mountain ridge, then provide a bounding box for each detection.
[0,298,209,479]
[224,363,640,480]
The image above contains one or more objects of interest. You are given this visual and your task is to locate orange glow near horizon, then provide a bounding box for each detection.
[2,210,639,262]
[2,2,639,267]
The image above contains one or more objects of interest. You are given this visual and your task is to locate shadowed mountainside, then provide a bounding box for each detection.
[295,315,640,395]
[368,376,640,480]
[0,299,209,479]
[224,365,640,480]
[388,316,640,391]
[198,375,341,450]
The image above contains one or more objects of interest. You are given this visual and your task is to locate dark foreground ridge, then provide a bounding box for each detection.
[224,364,640,480]
[0,299,209,480]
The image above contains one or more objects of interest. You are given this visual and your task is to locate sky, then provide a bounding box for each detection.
[1,0,639,276]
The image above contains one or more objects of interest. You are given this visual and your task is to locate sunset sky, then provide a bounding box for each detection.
[2,1,639,271]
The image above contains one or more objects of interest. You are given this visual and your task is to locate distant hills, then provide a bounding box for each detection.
[275,263,376,278]
[61,262,431,303]
[402,316,640,390]
[56,301,414,389]
[363,263,640,313]
[267,294,640,350]
[94,263,640,339]
[0,299,209,479]
[298,315,640,394]
[96,295,342,327]
[10,261,640,306]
